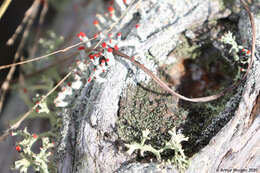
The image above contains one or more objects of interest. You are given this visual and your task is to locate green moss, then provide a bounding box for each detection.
[171,34,201,60]
[175,42,237,156]
[116,78,188,150]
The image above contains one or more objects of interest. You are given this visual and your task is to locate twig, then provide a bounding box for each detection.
[0,71,72,141]
[29,0,49,59]
[0,40,90,70]
[6,1,35,45]
[0,0,12,20]
[0,0,40,112]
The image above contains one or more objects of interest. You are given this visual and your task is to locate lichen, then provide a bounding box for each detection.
[125,128,189,172]
[116,77,188,150]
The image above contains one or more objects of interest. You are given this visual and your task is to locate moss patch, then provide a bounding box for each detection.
[116,80,188,151]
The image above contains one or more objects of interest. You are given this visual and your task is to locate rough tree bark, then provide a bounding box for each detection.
[55,0,260,172]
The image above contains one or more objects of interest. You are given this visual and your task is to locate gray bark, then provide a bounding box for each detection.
[56,0,260,172]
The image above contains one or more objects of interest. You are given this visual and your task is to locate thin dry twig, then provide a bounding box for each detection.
[0,0,12,20]
[0,71,72,141]
[0,0,41,112]
[29,0,49,59]
[6,1,35,46]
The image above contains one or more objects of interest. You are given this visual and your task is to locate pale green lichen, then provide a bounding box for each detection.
[12,128,55,173]
[126,128,189,172]
[220,31,243,62]
[39,30,64,54]
[117,80,188,149]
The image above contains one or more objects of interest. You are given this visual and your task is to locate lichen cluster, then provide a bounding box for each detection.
[125,128,189,172]
[12,128,55,173]
[116,79,188,149]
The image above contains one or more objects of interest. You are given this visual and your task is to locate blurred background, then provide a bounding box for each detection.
[0,0,78,172]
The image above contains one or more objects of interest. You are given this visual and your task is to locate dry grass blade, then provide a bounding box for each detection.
[116,51,224,102]
[239,0,255,81]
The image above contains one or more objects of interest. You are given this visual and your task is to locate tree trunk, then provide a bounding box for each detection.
[55,0,260,172]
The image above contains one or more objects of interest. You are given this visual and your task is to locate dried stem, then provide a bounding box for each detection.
[29,0,49,59]
[0,71,72,141]
[0,0,12,20]
[0,0,41,112]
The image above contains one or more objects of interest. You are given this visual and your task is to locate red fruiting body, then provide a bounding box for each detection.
[135,24,140,28]
[246,50,251,55]
[77,32,86,38]
[108,6,114,13]
[89,55,94,59]
[78,46,85,50]
[108,33,112,38]
[94,68,96,71]
[16,145,21,152]
[23,88,27,93]
[114,45,119,51]
[67,82,71,87]
[95,53,100,58]
[33,133,38,139]
[94,33,99,39]
[88,77,92,82]
[103,69,105,73]
[93,20,99,25]
[242,48,246,52]
[109,39,112,44]
[117,32,121,36]
[101,59,106,64]
[106,58,109,62]
[36,109,39,113]
[123,0,127,4]
[107,48,113,52]
[36,101,40,105]
[102,42,107,48]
